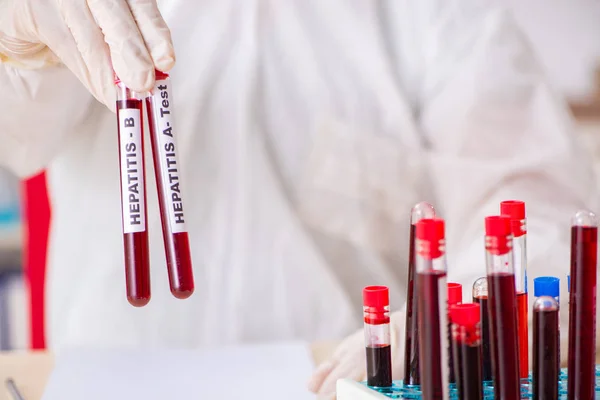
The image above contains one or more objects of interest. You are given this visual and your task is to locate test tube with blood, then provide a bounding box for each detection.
[403,202,436,386]
[363,286,393,388]
[116,77,151,307]
[472,277,493,382]
[500,200,529,379]
[485,215,520,400]
[450,303,483,400]
[145,70,195,299]
[447,282,463,386]
[567,210,598,400]
[416,218,450,400]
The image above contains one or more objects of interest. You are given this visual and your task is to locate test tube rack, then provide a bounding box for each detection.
[337,367,600,399]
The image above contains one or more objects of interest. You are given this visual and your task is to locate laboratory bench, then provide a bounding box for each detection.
[0,341,338,400]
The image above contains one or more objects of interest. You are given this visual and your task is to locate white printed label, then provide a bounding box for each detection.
[119,108,146,233]
[153,80,186,233]
[438,275,450,400]
[513,242,523,291]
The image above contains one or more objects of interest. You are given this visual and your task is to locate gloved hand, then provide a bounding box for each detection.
[308,310,406,399]
[0,0,175,110]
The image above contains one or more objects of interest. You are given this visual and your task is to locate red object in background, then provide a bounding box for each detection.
[23,171,51,350]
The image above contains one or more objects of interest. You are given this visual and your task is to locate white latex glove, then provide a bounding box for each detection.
[0,0,175,110]
[308,311,405,399]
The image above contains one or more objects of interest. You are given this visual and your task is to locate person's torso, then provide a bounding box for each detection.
[45,0,430,350]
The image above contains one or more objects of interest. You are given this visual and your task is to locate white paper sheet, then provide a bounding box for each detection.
[42,341,317,400]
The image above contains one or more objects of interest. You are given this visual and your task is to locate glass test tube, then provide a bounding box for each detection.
[363,286,393,387]
[500,200,529,379]
[450,303,483,400]
[567,210,598,400]
[472,277,493,382]
[485,216,520,400]
[403,202,436,386]
[416,218,450,400]
[116,77,151,307]
[447,282,463,386]
[145,70,194,299]
[532,296,559,400]
[533,276,560,374]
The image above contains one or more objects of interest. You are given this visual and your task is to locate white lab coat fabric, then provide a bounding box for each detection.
[0,1,596,355]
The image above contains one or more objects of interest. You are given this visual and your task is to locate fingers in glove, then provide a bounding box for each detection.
[126,0,175,72]
[87,0,155,93]
[35,1,115,109]
[56,0,115,109]
[307,361,335,393]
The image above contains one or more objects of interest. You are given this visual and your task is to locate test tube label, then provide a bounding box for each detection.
[154,80,187,234]
[119,108,146,233]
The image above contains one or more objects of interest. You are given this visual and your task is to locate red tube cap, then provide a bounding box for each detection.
[416,218,445,241]
[500,200,526,237]
[416,218,445,259]
[363,286,389,308]
[500,200,525,220]
[485,215,511,237]
[448,283,463,306]
[449,303,480,327]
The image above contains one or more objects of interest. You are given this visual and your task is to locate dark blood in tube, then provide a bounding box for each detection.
[146,71,194,298]
[484,216,520,400]
[567,211,598,400]
[472,278,493,382]
[363,286,393,388]
[416,218,449,400]
[450,303,483,400]
[116,81,151,307]
[533,296,559,400]
[403,202,435,386]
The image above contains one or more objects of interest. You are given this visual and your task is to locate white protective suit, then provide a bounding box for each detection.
[0,0,598,396]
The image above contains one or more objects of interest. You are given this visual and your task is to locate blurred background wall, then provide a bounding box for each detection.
[0,1,599,351]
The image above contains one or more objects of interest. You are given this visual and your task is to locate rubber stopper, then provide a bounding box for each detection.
[533,276,560,298]
[363,286,389,308]
[449,303,481,327]
[485,215,512,237]
[416,218,445,259]
[448,282,463,306]
[500,200,526,237]
[500,200,526,220]
[416,218,445,241]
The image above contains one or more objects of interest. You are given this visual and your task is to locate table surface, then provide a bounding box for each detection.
[0,341,337,400]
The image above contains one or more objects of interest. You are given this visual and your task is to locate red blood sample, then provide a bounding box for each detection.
[447,282,463,385]
[403,202,436,386]
[472,278,493,382]
[116,95,151,307]
[567,211,598,400]
[488,273,520,399]
[363,286,393,387]
[485,216,520,400]
[450,303,483,400]
[501,200,529,379]
[516,291,529,378]
[533,296,559,400]
[146,71,194,299]
[366,345,393,387]
[416,218,449,400]
[418,270,448,399]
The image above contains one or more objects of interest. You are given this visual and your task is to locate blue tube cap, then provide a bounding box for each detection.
[533,276,560,298]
